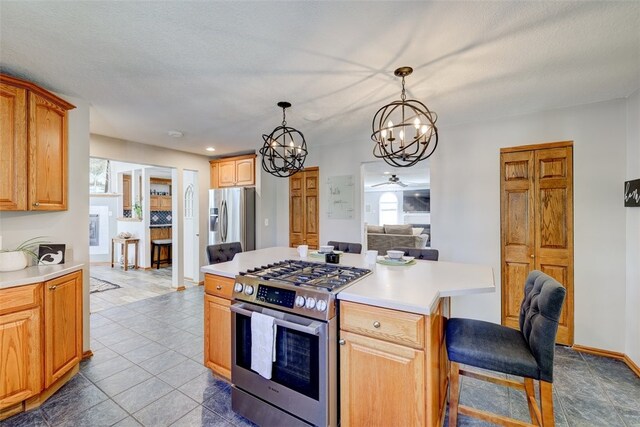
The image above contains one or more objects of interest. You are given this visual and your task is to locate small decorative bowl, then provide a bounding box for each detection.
[386,250,404,260]
[117,232,132,239]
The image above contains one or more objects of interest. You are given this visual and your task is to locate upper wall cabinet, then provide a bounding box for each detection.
[0,74,75,211]
[210,154,256,189]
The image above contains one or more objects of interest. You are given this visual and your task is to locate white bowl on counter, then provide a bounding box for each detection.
[386,250,404,260]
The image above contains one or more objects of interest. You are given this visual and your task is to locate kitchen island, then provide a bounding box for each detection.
[201,247,494,427]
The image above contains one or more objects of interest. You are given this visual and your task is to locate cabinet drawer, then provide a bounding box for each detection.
[340,301,425,349]
[0,284,41,315]
[204,274,234,299]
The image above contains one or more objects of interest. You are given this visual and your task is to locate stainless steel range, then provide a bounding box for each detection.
[230,260,371,427]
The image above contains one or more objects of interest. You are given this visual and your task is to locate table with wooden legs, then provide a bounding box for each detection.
[111,238,139,271]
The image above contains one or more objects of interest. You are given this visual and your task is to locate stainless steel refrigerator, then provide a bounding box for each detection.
[208,187,256,251]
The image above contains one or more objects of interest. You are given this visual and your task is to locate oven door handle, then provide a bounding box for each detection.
[231,304,323,336]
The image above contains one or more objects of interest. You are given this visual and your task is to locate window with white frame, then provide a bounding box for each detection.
[379,192,398,225]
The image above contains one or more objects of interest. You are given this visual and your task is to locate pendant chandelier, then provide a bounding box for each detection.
[260,101,308,178]
[371,67,438,167]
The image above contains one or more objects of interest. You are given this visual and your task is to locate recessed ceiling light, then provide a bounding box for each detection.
[167,130,184,138]
[206,147,216,152]
[304,112,322,122]
[383,171,390,175]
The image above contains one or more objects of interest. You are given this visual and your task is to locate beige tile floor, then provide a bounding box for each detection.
[90,265,189,312]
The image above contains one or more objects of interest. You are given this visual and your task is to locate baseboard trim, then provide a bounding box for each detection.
[572,344,639,378]
[572,344,625,360]
[198,280,204,286]
[623,354,640,378]
[176,286,186,291]
[82,350,93,360]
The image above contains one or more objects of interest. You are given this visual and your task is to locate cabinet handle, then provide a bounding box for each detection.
[373,321,381,328]
[49,285,57,290]
[216,285,222,290]
[338,339,345,345]
[33,202,40,207]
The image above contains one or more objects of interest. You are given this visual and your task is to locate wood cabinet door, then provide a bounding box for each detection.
[122,174,132,210]
[44,271,82,388]
[210,161,219,189]
[534,146,573,345]
[340,331,425,427]
[303,168,319,249]
[0,82,27,211]
[204,294,231,380]
[235,158,255,186]
[0,307,42,408]
[28,92,68,211]
[218,160,236,187]
[500,150,535,330]
[289,172,305,247]
[500,142,573,345]
[149,195,160,210]
[159,196,172,211]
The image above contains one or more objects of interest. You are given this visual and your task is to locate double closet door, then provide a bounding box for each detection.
[289,167,319,249]
[500,142,573,345]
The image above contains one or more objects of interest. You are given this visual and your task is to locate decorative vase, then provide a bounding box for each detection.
[0,251,29,272]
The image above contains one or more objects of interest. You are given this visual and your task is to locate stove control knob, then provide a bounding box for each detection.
[244,285,254,295]
[305,297,316,310]
[295,296,306,307]
[316,300,327,312]
[234,283,244,293]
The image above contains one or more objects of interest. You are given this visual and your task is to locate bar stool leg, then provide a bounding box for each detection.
[111,239,115,268]
[449,362,461,427]
[134,241,138,269]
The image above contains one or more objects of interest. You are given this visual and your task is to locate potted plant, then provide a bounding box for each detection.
[133,197,143,219]
[0,237,49,272]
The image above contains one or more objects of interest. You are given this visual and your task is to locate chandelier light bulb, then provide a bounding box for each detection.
[414,118,421,129]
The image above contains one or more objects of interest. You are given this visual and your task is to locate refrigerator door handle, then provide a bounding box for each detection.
[221,199,228,242]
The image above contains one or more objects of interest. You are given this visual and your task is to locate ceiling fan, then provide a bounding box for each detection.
[371,174,408,188]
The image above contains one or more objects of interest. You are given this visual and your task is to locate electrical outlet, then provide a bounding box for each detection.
[264,218,269,227]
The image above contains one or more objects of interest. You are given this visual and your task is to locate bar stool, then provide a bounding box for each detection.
[151,239,172,269]
[446,271,566,427]
[326,241,362,254]
[391,247,439,261]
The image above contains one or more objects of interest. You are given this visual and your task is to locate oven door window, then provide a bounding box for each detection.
[236,313,320,400]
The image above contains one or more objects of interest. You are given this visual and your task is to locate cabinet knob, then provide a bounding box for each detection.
[338,339,345,345]
[373,321,381,328]
[530,254,535,258]
[33,202,40,207]
[216,285,222,290]
[49,285,57,290]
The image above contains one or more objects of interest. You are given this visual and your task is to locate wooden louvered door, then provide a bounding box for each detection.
[501,142,573,345]
[289,167,319,249]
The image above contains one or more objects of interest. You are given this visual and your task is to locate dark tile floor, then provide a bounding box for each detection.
[3,286,639,427]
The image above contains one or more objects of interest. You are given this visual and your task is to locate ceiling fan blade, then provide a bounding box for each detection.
[398,182,408,187]
[371,182,389,187]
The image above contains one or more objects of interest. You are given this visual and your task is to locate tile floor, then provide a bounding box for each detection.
[90,265,184,312]
[3,286,639,427]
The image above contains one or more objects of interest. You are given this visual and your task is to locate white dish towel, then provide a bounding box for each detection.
[251,311,277,379]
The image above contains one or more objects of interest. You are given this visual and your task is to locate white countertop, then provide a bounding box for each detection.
[0,263,84,289]
[201,247,494,315]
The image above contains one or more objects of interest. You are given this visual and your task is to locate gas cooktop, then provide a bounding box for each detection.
[234,260,371,320]
[240,259,370,291]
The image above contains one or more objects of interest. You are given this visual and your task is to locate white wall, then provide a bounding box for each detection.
[268,98,630,353]
[625,90,640,366]
[89,195,118,262]
[0,95,91,351]
[90,134,211,283]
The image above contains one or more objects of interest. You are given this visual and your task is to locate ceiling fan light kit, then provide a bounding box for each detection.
[259,101,308,178]
[371,66,439,167]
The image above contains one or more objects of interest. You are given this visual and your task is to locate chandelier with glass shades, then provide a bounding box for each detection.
[260,101,308,178]
[371,66,438,167]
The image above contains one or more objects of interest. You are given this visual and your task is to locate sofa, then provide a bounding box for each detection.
[366,224,430,254]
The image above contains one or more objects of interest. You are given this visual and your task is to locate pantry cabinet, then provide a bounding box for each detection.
[339,298,449,427]
[203,274,234,380]
[0,74,75,212]
[209,154,256,189]
[0,270,83,420]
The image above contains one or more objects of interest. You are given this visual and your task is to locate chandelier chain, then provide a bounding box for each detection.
[401,76,406,102]
[281,107,287,127]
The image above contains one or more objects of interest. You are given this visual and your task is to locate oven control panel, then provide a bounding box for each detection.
[233,279,333,320]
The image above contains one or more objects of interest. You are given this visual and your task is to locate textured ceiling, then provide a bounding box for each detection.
[1,2,638,156]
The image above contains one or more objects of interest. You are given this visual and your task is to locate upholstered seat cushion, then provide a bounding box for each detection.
[446,318,540,380]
